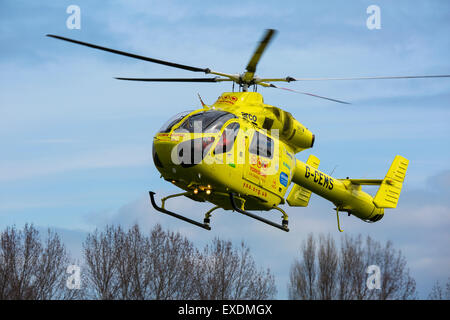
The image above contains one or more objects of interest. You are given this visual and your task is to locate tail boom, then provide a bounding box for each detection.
[289,155,408,223]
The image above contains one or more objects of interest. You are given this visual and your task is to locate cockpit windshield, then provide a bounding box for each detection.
[174,110,236,133]
[158,110,193,133]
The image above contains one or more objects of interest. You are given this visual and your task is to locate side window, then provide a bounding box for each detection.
[214,122,240,155]
[249,131,273,159]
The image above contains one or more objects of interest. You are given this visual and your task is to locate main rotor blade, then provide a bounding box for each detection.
[115,77,231,82]
[46,34,210,73]
[256,77,296,83]
[243,29,277,82]
[267,84,351,104]
[291,75,450,81]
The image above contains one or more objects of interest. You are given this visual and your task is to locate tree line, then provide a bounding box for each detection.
[0,224,276,300]
[288,233,417,299]
[0,224,447,300]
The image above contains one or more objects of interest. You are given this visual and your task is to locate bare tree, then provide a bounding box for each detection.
[288,233,316,300]
[317,234,338,299]
[83,224,276,300]
[0,224,77,300]
[337,234,369,299]
[428,278,450,300]
[370,238,416,300]
[289,233,417,300]
[82,224,198,300]
[115,224,152,299]
[193,238,277,300]
[147,225,196,299]
[83,225,120,299]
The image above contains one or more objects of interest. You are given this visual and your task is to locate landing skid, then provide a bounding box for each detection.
[229,193,289,232]
[149,191,289,232]
[149,191,211,230]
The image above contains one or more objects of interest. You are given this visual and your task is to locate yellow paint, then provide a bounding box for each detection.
[152,91,408,227]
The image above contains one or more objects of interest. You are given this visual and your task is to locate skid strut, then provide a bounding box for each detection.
[149,191,211,230]
[229,193,289,232]
[336,207,344,232]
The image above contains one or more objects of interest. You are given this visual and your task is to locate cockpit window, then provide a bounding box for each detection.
[174,110,236,133]
[158,110,193,133]
[214,122,240,155]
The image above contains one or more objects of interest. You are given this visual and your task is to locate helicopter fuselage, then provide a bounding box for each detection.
[152,91,392,225]
[152,92,308,210]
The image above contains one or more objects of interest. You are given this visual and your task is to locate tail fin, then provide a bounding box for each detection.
[373,155,409,208]
[287,155,319,207]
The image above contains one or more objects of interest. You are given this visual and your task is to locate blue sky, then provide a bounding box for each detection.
[1,0,449,298]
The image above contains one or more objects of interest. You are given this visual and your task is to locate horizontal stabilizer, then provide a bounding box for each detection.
[287,155,319,207]
[373,155,409,208]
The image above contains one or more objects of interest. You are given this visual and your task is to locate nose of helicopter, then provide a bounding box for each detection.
[153,133,217,170]
[152,134,179,171]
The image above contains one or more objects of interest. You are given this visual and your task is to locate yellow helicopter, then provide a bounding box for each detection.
[47,30,450,232]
